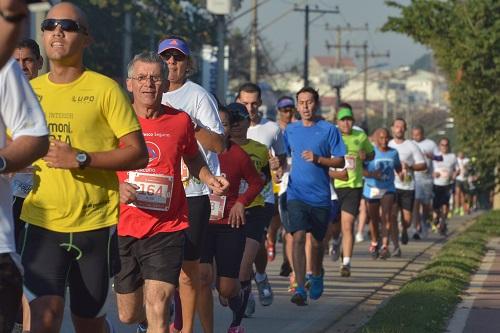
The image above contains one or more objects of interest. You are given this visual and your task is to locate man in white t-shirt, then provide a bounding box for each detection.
[432,137,458,235]
[0,59,48,333]
[388,118,426,256]
[411,125,442,239]
[158,36,227,333]
[455,151,471,216]
[236,83,286,313]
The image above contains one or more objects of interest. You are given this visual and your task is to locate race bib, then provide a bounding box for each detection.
[369,187,387,199]
[209,194,226,221]
[437,168,450,180]
[180,158,190,182]
[345,155,356,170]
[128,172,173,211]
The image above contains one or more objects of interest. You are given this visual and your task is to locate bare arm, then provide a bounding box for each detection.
[194,125,224,154]
[0,0,27,69]
[0,135,49,173]
[43,130,148,171]
[329,169,348,181]
[302,150,345,169]
[411,162,427,172]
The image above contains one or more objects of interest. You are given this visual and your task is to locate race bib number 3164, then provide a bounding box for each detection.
[128,172,173,211]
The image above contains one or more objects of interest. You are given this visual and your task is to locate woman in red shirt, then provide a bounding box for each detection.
[198,106,263,333]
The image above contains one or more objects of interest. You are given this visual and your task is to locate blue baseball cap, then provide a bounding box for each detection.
[226,103,249,123]
[157,38,190,56]
[276,97,295,109]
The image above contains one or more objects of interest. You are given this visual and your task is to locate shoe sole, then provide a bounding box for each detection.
[290,295,307,306]
[340,268,351,277]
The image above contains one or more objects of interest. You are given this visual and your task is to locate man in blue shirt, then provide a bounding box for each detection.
[284,87,346,305]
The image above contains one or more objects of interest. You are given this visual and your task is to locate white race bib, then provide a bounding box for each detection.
[128,172,173,211]
[369,187,387,199]
[209,194,226,221]
[345,155,356,170]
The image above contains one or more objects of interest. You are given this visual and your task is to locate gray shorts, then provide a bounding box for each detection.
[415,176,433,203]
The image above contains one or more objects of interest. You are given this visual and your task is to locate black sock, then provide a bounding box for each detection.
[237,280,252,321]
[228,291,244,327]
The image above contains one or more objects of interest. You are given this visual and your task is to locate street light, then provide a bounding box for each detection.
[327,69,348,109]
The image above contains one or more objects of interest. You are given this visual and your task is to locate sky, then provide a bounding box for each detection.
[231,0,429,70]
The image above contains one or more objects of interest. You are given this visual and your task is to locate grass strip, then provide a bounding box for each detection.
[359,210,500,333]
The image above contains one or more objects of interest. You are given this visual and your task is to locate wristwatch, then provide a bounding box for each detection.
[76,151,90,169]
[0,155,6,173]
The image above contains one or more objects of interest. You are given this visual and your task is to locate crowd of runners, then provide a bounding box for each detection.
[0,2,482,333]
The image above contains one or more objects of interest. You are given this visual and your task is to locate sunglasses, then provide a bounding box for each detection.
[41,19,88,35]
[160,51,187,62]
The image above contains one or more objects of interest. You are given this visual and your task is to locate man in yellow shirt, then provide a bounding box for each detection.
[20,3,148,333]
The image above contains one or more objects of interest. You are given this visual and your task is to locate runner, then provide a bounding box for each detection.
[198,105,264,333]
[455,151,471,216]
[236,83,286,313]
[20,3,149,333]
[0,0,28,68]
[411,125,441,239]
[115,52,227,333]
[158,36,225,333]
[330,103,374,277]
[363,128,402,259]
[388,118,426,257]
[0,58,48,333]
[226,101,273,317]
[432,137,458,235]
[284,87,346,305]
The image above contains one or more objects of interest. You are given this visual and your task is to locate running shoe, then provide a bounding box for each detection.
[256,275,273,306]
[392,246,402,258]
[227,325,246,333]
[11,323,23,333]
[379,246,390,260]
[401,229,409,245]
[304,273,312,290]
[355,232,365,243]
[412,232,421,240]
[267,241,275,262]
[439,220,448,236]
[340,264,351,277]
[459,207,465,216]
[290,287,308,306]
[330,240,341,262]
[244,293,255,317]
[136,323,147,333]
[369,243,379,260]
[309,275,324,300]
[279,260,292,277]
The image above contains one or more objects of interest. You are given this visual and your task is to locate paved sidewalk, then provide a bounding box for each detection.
[446,237,500,333]
[59,212,481,332]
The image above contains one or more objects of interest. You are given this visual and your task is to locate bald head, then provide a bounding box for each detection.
[47,2,89,32]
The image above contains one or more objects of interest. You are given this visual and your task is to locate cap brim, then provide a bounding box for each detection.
[158,46,188,55]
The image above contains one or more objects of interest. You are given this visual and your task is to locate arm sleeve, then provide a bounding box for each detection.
[237,149,264,206]
[1,60,48,139]
[101,82,141,139]
[330,126,346,157]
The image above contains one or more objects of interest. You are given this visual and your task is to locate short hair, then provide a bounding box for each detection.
[296,86,319,103]
[127,51,167,79]
[338,102,352,111]
[17,38,41,59]
[392,117,407,130]
[236,82,261,100]
[412,125,424,134]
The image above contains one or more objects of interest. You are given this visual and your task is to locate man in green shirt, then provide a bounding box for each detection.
[329,103,374,277]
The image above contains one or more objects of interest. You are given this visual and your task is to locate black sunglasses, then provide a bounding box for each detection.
[41,19,88,35]
[160,51,187,62]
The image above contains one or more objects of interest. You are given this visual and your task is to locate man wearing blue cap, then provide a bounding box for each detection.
[158,36,225,333]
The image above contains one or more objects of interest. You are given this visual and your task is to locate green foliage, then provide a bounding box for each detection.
[383,0,500,186]
[68,0,217,81]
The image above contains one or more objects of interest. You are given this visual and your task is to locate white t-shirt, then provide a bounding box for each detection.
[161,80,224,197]
[0,59,48,255]
[413,138,439,180]
[456,157,470,182]
[388,139,425,190]
[247,117,286,204]
[433,153,457,186]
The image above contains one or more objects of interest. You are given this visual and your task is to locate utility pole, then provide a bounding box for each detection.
[216,15,226,101]
[250,0,258,83]
[294,5,339,87]
[325,23,368,68]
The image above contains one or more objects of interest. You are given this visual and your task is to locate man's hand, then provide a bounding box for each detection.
[302,150,316,163]
[268,152,280,171]
[43,139,79,169]
[228,202,245,228]
[371,169,383,179]
[206,175,229,196]
[119,182,138,204]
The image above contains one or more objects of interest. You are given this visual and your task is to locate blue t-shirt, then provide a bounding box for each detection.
[284,120,346,207]
[363,146,401,199]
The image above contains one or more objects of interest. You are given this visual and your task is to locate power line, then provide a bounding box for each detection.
[227,0,273,24]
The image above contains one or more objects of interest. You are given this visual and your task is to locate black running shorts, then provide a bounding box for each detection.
[185,195,211,261]
[0,253,22,333]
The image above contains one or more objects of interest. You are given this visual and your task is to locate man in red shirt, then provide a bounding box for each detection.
[115,52,228,333]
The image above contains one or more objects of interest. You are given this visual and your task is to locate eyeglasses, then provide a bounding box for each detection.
[41,19,88,35]
[160,51,187,62]
[129,75,163,84]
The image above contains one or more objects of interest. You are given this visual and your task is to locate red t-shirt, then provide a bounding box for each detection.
[209,142,264,225]
[117,106,198,238]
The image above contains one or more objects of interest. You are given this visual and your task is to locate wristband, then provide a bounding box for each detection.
[0,11,27,23]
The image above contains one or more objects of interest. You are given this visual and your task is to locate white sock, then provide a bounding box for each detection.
[343,257,351,266]
[255,272,267,283]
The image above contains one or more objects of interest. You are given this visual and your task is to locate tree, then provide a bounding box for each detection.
[69,0,217,80]
[383,0,500,187]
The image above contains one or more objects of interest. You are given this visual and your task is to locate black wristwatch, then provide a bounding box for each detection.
[0,11,27,23]
[76,151,90,169]
[0,155,6,173]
